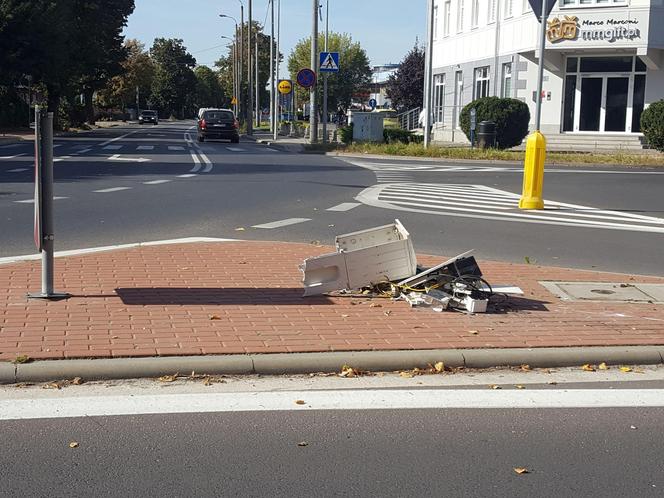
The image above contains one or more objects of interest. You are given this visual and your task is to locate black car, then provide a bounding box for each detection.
[197,109,239,143]
[139,110,158,125]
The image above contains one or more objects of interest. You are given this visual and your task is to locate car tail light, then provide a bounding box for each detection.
[200,119,207,129]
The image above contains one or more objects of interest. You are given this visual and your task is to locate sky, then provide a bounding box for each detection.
[122,0,426,72]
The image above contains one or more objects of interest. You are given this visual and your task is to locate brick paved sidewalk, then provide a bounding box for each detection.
[1,241,663,362]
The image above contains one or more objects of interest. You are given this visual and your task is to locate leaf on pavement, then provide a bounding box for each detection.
[295,400,306,405]
[158,373,179,383]
[339,365,357,378]
[384,310,392,316]
[547,381,558,385]
[209,315,222,320]
[297,441,309,447]
[469,330,479,336]
[515,385,525,389]
[399,371,415,378]
[71,377,83,385]
[341,314,349,318]
[69,442,79,449]
[369,303,382,308]
[513,467,529,474]
[489,384,502,390]
[598,362,609,370]
[13,355,31,364]
[619,366,633,373]
[434,362,445,373]
[520,364,531,371]
[234,227,246,231]
[43,381,64,390]
[581,364,596,372]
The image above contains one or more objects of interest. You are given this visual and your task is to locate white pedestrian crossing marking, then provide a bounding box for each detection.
[137,145,154,151]
[93,187,132,193]
[252,218,311,229]
[7,168,28,173]
[143,180,172,185]
[15,197,68,204]
[356,183,664,234]
[103,145,123,151]
[177,174,198,178]
[226,147,246,152]
[327,202,362,212]
[168,146,185,151]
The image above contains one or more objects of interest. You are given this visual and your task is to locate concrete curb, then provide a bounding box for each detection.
[2,346,664,384]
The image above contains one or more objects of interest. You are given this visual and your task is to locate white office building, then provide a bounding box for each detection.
[430,0,664,147]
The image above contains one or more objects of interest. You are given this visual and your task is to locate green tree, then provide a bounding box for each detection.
[149,38,197,118]
[194,66,226,109]
[97,39,155,112]
[386,43,424,112]
[287,33,371,115]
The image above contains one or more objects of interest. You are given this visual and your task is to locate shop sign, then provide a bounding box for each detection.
[547,15,641,43]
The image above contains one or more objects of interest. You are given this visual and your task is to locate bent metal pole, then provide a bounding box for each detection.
[28,107,69,300]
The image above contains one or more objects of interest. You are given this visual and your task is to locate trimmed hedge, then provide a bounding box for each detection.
[459,97,530,149]
[640,100,664,152]
[383,127,414,144]
[339,124,354,144]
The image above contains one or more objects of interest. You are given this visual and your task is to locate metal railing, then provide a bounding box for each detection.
[396,107,421,131]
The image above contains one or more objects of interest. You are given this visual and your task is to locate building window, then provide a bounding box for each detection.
[501,63,512,98]
[504,0,513,18]
[443,0,451,36]
[473,66,490,99]
[433,5,439,39]
[457,0,465,32]
[561,0,626,5]
[471,0,480,27]
[523,0,532,12]
[488,0,497,23]
[434,74,446,123]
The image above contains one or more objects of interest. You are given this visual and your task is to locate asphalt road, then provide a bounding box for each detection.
[1,121,663,275]
[1,380,663,497]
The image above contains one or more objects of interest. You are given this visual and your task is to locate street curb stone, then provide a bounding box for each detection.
[3,346,664,384]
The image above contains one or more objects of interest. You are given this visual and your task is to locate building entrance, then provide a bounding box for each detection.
[563,56,646,133]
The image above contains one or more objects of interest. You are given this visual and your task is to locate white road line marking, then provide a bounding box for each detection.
[177,174,198,178]
[266,147,279,152]
[14,197,68,204]
[3,389,664,420]
[108,154,151,163]
[7,168,28,173]
[192,144,213,172]
[77,148,92,154]
[93,187,132,193]
[356,183,664,234]
[137,145,154,151]
[327,202,362,212]
[143,180,172,185]
[99,130,140,147]
[226,147,246,152]
[168,145,185,151]
[189,151,202,172]
[0,154,25,160]
[103,145,123,150]
[252,218,312,229]
[53,144,62,148]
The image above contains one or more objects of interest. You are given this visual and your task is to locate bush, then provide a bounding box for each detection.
[339,123,354,144]
[383,127,414,144]
[459,97,530,149]
[640,100,664,152]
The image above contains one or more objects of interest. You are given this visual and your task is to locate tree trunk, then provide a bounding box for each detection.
[46,85,61,130]
[83,87,95,125]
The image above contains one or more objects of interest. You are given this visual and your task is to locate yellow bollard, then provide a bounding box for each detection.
[519,131,546,210]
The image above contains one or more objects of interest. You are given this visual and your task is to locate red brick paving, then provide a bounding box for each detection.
[0,241,663,361]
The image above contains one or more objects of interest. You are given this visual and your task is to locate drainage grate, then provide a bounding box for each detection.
[539,282,664,303]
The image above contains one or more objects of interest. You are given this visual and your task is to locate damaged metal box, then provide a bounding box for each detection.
[300,219,417,296]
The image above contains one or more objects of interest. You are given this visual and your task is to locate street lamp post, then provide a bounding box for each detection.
[270,0,275,134]
[423,0,434,148]
[247,0,253,135]
[322,0,329,144]
[273,0,281,141]
[220,14,241,116]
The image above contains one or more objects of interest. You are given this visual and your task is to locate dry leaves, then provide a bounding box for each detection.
[513,467,529,475]
[297,441,309,447]
[369,303,382,308]
[158,373,179,383]
[69,442,79,449]
[399,371,415,378]
[339,365,361,378]
[383,310,392,316]
[468,330,479,336]
[619,366,633,373]
[489,384,501,390]
[295,400,306,405]
[209,315,222,320]
[434,362,445,373]
[520,364,531,372]
[598,362,609,370]
[515,385,525,389]
[13,355,31,364]
[581,364,596,372]
[341,314,350,318]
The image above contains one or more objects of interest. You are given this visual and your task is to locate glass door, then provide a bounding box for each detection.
[605,77,629,132]
[579,77,603,132]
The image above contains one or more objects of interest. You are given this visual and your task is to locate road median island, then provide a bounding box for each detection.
[0,239,663,382]
[309,142,664,168]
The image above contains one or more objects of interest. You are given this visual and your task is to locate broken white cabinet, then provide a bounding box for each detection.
[300,219,417,296]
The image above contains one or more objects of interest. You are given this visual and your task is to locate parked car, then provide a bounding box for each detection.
[197,109,240,143]
[138,110,158,125]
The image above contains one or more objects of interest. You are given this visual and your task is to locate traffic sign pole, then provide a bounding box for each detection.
[310,0,318,143]
[322,0,329,144]
[423,0,434,148]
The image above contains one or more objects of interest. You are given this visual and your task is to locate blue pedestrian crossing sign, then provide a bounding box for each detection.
[319,52,340,73]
